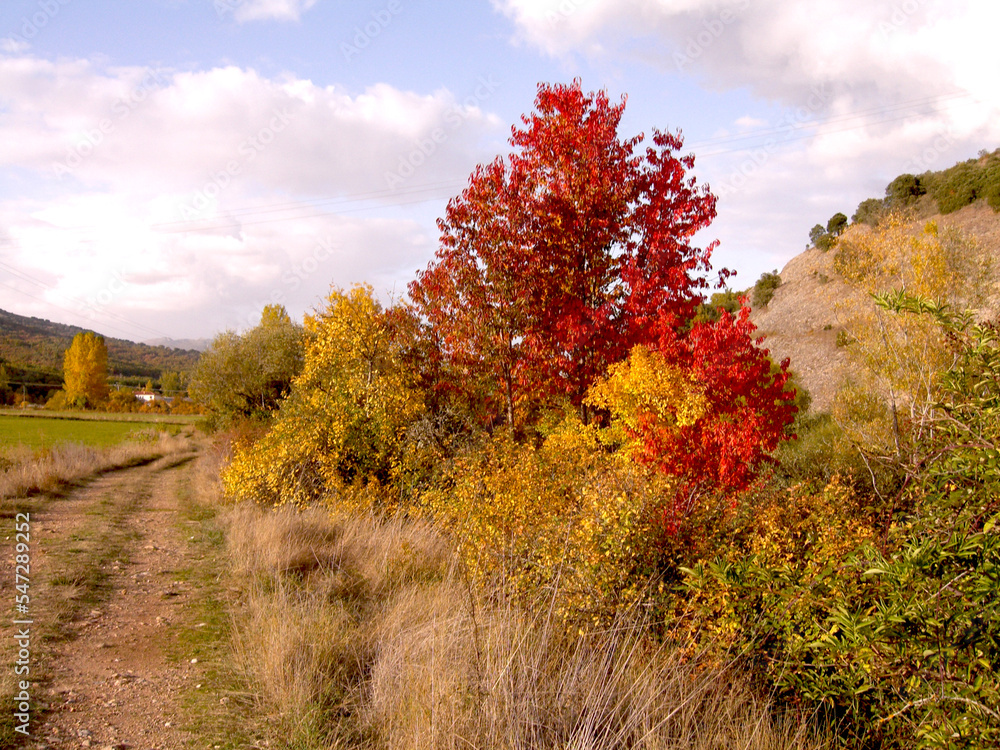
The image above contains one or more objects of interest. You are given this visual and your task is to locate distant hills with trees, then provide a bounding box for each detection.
[0,307,201,402]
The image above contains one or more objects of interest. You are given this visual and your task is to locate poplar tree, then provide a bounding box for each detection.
[63,332,110,407]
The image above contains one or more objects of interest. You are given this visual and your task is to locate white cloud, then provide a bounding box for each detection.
[0,57,501,197]
[1,190,437,338]
[0,38,30,54]
[734,115,767,129]
[0,54,502,338]
[225,0,319,23]
[497,0,999,109]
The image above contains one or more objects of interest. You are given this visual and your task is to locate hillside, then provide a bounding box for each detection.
[751,201,1000,412]
[0,308,201,393]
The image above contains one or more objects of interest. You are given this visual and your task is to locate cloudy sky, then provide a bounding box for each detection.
[0,0,997,342]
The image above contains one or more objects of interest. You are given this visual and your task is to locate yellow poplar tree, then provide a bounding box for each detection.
[63,332,110,407]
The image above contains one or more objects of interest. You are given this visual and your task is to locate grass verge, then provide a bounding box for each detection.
[166,442,265,749]
[0,431,189,512]
[221,502,830,749]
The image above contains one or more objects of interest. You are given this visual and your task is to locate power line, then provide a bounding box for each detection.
[150,184,462,235]
[132,90,989,234]
[0,86,985,312]
[0,279,151,341]
[694,93,981,158]
[0,258,173,340]
[7,89,981,244]
[687,90,976,154]
[150,177,468,230]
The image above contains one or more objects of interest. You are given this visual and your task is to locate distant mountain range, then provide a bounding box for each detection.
[0,308,202,397]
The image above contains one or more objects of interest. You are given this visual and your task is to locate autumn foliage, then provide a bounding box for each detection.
[588,306,796,527]
[62,331,110,407]
[223,286,423,510]
[225,81,796,611]
[409,81,724,429]
[208,85,1000,747]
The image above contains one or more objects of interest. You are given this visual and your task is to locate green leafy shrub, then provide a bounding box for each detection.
[852,197,885,226]
[752,270,782,308]
[826,212,848,236]
[885,173,925,208]
[695,288,743,323]
[683,293,1000,749]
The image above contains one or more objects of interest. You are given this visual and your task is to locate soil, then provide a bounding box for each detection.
[749,201,1000,413]
[2,442,240,750]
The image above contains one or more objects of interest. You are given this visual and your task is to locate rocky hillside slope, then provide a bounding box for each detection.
[750,202,1000,413]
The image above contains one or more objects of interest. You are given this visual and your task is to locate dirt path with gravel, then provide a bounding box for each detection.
[2,440,249,750]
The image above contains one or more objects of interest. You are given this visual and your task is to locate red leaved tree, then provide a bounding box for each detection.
[409,80,722,428]
[653,305,797,524]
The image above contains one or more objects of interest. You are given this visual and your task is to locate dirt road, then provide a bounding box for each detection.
[3,441,246,750]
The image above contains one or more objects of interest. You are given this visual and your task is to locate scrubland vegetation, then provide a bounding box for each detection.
[806,147,1000,254]
[221,502,826,749]
[195,84,1000,748]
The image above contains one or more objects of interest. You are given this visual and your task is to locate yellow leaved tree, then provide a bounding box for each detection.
[222,285,424,510]
[63,331,110,407]
[585,345,708,459]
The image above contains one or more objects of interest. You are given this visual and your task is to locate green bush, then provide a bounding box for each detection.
[694,288,744,323]
[885,173,925,208]
[815,233,836,252]
[851,197,885,226]
[936,163,981,214]
[826,212,848,236]
[683,293,1000,749]
[751,270,781,308]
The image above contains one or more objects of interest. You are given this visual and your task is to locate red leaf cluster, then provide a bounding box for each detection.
[409,81,721,426]
[649,304,798,522]
[409,81,797,533]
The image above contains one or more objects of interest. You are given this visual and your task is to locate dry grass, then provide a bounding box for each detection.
[0,430,189,509]
[222,503,829,750]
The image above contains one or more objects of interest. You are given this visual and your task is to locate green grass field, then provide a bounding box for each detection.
[0,413,180,449]
[0,408,200,425]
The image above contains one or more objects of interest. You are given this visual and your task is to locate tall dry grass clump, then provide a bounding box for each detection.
[222,503,827,750]
[0,430,189,507]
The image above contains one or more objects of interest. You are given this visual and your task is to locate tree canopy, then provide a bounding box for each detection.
[63,331,110,407]
[189,304,304,424]
[409,80,723,428]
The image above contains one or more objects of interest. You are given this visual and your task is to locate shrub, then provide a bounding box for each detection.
[885,173,925,208]
[44,389,72,410]
[420,418,679,619]
[222,286,424,511]
[826,212,848,236]
[684,294,1000,749]
[751,270,782,307]
[105,389,139,413]
[851,197,885,226]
